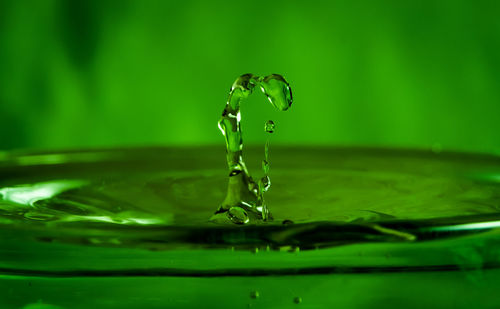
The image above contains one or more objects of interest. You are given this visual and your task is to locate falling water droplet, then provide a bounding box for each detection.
[250,291,260,299]
[264,120,275,133]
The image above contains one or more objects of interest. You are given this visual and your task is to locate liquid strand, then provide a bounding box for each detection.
[211,74,292,224]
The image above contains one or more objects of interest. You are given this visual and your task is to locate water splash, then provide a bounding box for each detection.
[211,74,293,224]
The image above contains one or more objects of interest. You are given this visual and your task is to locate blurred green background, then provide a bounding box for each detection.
[0,0,499,153]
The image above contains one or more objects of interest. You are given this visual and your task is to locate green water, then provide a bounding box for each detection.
[2,146,500,230]
[2,147,500,307]
[213,74,292,224]
[1,74,500,308]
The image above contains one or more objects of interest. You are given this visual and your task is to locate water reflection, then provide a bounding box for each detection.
[0,180,86,206]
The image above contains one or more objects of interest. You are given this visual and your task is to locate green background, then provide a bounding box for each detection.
[1,0,499,154]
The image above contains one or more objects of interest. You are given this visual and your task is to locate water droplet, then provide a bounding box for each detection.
[293,297,302,304]
[262,160,270,174]
[279,246,292,252]
[259,176,271,192]
[260,74,293,111]
[227,206,249,225]
[264,120,275,133]
[264,140,270,167]
[250,291,260,299]
[282,219,294,225]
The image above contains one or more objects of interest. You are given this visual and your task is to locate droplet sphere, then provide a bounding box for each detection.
[227,206,249,225]
[250,291,260,299]
[264,120,275,133]
[260,74,293,111]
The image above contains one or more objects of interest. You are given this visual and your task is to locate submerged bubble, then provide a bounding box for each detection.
[264,120,275,133]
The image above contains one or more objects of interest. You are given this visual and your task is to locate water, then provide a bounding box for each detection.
[1,147,500,236]
[1,74,500,308]
[2,147,500,308]
[250,290,260,299]
[213,74,292,224]
[264,120,275,133]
